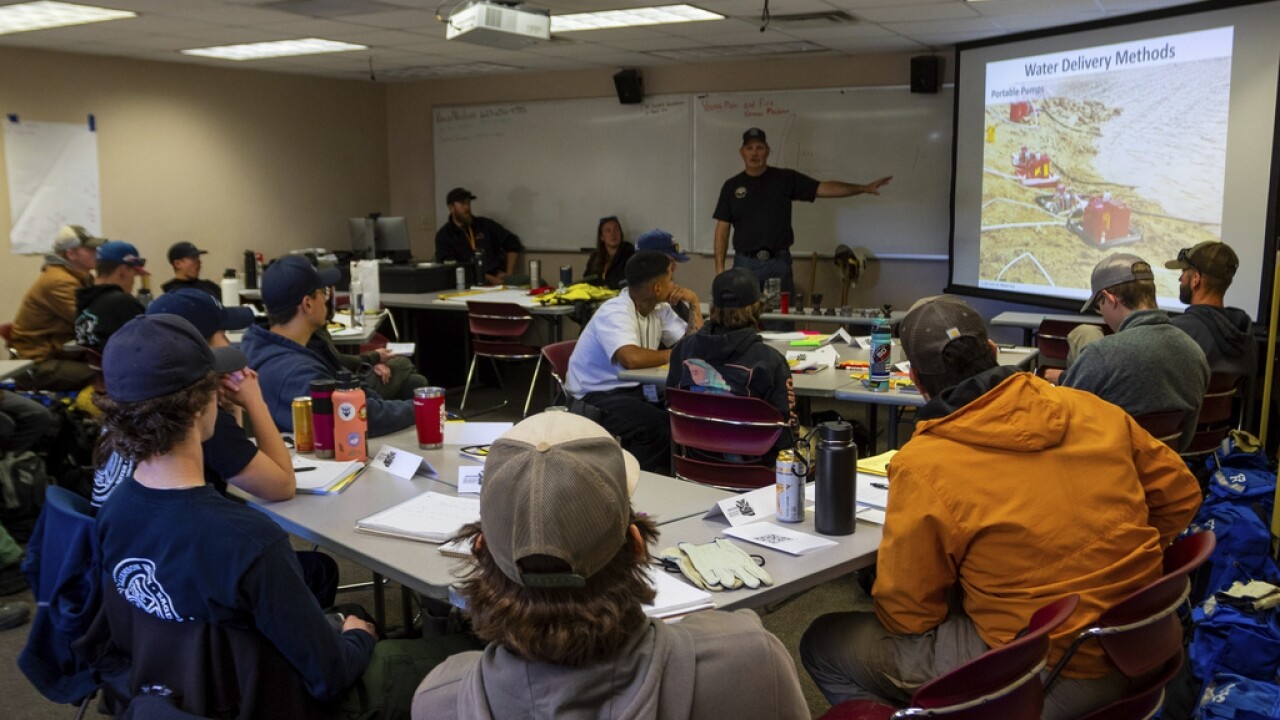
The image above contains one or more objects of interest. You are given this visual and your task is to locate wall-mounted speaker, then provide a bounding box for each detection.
[910,56,943,94]
[613,69,644,104]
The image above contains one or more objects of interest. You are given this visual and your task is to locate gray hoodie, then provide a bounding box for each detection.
[1061,309,1209,450]
[412,610,808,720]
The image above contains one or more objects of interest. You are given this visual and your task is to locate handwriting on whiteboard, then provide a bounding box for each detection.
[699,96,792,117]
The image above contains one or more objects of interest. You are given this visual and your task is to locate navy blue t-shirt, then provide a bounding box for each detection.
[93,408,259,508]
[96,479,374,700]
[712,167,819,254]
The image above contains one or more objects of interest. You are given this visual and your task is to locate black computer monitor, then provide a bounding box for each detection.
[349,218,376,259]
[375,216,411,264]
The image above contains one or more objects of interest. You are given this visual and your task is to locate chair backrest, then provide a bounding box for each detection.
[1075,650,1183,720]
[894,595,1081,719]
[1132,409,1187,448]
[94,588,328,719]
[667,388,787,490]
[1183,373,1241,455]
[541,340,577,393]
[466,301,533,338]
[1034,319,1112,375]
[1044,535,1214,690]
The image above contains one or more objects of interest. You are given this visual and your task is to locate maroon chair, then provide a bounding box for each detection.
[1182,373,1241,458]
[667,387,787,490]
[1043,532,1217,709]
[1133,409,1188,449]
[1033,319,1112,378]
[1076,651,1183,720]
[0,322,16,359]
[461,301,543,418]
[819,595,1080,720]
[540,339,577,406]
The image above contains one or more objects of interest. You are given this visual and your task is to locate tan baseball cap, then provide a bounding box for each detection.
[480,412,639,589]
[53,225,105,253]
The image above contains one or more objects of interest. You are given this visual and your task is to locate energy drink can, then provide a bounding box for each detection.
[776,449,804,523]
[292,397,314,453]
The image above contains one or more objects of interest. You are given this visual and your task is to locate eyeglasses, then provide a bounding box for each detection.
[1176,247,1198,272]
[314,286,333,299]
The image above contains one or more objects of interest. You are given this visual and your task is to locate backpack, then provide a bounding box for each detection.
[1190,598,1280,683]
[1197,673,1280,720]
[0,450,51,541]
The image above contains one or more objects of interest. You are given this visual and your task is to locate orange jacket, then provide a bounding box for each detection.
[874,372,1201,678]
[11,259,91,362]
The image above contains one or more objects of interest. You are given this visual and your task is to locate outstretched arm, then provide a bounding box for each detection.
[817,176,893,198]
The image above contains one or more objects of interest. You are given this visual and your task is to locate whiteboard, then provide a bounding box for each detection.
[433,96,691,252]
[692,86,953,257]
[4,118,102,255]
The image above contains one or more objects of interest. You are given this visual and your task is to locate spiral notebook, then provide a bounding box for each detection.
[355,492,480,543]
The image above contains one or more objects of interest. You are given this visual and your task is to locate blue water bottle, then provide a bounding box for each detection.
[869,316,892,392]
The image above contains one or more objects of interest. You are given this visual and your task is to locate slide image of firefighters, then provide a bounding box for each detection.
[978,52,1231,302]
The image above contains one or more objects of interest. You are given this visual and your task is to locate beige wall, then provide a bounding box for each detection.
[0,47,388,318]
[386,52,973,318]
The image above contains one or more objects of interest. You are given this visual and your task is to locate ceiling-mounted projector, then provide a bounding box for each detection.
[446,1,551,50]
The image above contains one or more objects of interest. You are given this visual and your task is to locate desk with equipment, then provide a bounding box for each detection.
[240,424,889,621]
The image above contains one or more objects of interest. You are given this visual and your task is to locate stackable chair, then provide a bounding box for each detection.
[667,387,790,490]
[819,595,1080,720]
[1043,531,1217,718]
[540,339,577,407]
[1181,373,1241,459]
[1133,409,1188,450]
[1033,319,1111,378]
[460,301,543,418]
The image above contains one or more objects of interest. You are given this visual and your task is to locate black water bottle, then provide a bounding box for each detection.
[473,249,486,286]
[244,250,258,290]
[815,421,857,535]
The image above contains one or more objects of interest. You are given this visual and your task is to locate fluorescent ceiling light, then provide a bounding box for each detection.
[0,1,135,36]
[651,41,825,60]
[551,4,722,33]
[182,38,367,61]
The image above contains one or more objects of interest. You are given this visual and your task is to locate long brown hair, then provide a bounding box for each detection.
[452,512,659,667]
[590,216,625,279]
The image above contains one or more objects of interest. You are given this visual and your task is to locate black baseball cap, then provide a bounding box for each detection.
[712,268,761,309]
[742,128,767,146]
[261,256,341,315]
[103,315,246,403]
[147,288,254,340]
[167,241,207,264]
[446,187,476,205]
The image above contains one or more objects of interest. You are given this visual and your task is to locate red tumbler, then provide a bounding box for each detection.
[414,387,446,449]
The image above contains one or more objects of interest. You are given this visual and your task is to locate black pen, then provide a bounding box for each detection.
[871,482,889,490]
[295,467,316,472]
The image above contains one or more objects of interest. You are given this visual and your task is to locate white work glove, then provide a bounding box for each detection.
[677,539,773,591]
[660,546,711,591]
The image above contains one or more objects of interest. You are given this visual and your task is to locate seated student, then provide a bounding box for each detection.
[800,296,1201,720]
[11,225,103,391]
[411,412,810,720]
[240,256,414,437]
[565,251,702,472]
[667,268,797,455]
[635,228,699,324]
[316,302,428,401]
[584,216,634,290]
[161,241,220,298]
[434,187,522,286]
[93,314,380,714]
[1060,253,1209,450]
[0,389,53,622]
[73,241,149,353]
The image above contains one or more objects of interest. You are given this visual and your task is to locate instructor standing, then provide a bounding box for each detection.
[713,127,892,293]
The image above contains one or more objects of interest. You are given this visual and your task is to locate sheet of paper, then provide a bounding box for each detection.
[457,466,484,494]
[851,335,871,349]
[786,346,838,372]
[858,507,887,525]
[292,456,363,491]
[723,522,839,556]
[642,567,715,619]
[704,485,776,527]
[386,342,416,356]
[820,328,853,347]
[356,492,480,543]
[856,449,897,477]
[444,422,513,446]
[857,473,890,509]
[760,331,807,342]
[372,445,430,480]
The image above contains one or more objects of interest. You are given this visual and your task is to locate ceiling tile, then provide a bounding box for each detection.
[853,3,979,23]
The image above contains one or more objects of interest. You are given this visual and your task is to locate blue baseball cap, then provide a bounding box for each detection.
[261,256,341,315]
[147,288,254,340]
[636,229,688,262]
[103,314,246,403]
[96,241,148,273]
